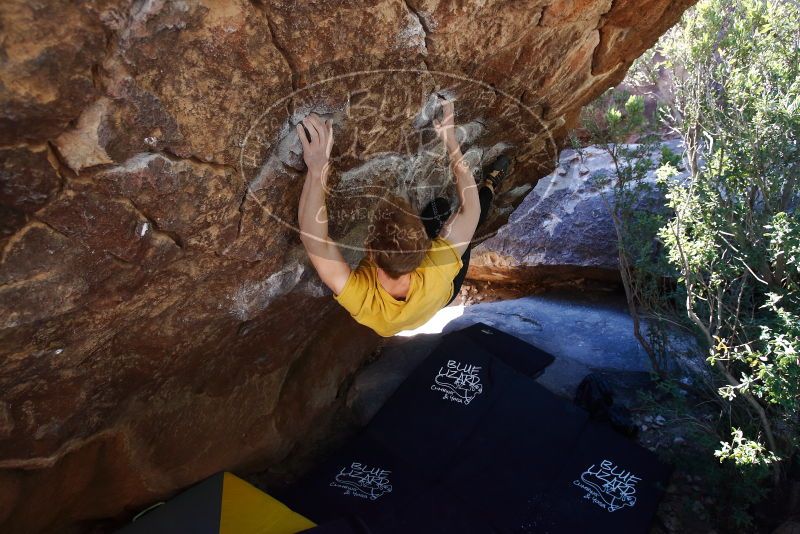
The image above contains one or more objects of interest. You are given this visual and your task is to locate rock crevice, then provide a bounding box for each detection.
[253,3,303,93]
[401,0,433,57]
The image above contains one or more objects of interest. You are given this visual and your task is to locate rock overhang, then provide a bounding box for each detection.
[0,0,696,531]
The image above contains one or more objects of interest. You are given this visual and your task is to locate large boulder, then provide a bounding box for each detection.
[469,139,683,284]
[0,1,694,531]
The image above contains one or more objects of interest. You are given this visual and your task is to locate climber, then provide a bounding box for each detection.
[296,97,510,337]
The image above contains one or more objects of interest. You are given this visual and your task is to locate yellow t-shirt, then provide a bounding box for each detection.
[334,237,464,337]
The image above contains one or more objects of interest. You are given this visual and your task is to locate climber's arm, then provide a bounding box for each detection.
[434,99,480,257]
[298,167,351,295]
[439,146,480,256]
[296,115,351,295]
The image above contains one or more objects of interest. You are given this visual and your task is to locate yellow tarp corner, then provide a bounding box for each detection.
[219,472,316,534]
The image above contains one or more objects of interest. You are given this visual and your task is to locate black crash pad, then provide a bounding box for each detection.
[118,473,223,534]
[367,333,520,480]
[444,375,590,532]
[278,434,424,525]
[526,420,672,533]
[300,485,495,534]
[285,324,669,533]
[447,322,555,379]
[302,484,495,534]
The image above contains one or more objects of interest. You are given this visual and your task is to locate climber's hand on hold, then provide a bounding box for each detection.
[433,96,458,154]
[297,113,333,179]
[433,94,478,256]
[296,113,350,295]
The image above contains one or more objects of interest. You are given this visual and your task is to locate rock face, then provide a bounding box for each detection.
[0,1,694,532]
[469,140,682,284]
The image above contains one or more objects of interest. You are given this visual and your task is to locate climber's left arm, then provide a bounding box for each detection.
[297,114,351,295]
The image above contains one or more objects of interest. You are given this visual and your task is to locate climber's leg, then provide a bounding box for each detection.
[445,185,494,304]
[476,183,494,228]
[446,154,510,306]
[420,196,452,240]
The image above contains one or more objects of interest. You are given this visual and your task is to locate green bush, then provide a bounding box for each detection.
[576,87,686,378]
[576,0,799,527]
[658,0,799,479]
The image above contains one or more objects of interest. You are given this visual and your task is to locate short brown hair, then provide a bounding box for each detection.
[365,195,430,278]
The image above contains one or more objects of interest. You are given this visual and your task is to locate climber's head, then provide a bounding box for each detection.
[366,195,430,278]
